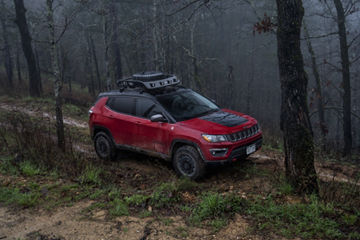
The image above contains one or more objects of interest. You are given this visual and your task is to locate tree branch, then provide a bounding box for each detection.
[166,0,204,17]
[348,32,360,48]
[300,31,338,40]
[310,106,360,120]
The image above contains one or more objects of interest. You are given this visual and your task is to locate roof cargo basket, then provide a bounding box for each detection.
[117,71,181,91]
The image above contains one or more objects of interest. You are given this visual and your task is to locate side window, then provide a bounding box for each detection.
[136,98,162,118]
[107,97,135,115]
[147,105,162,118]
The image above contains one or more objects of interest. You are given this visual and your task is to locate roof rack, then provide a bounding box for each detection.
[116,71,181,91]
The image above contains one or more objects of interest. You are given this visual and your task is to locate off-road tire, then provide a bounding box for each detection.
[173,145,206,180]
[94,132,118,161]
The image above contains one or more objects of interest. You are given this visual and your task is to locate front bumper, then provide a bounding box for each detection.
[202,135,262,165]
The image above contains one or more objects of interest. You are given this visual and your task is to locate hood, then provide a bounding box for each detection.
[178,109,256,135]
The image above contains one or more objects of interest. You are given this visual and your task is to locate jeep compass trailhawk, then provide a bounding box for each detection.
[89,72,262,179]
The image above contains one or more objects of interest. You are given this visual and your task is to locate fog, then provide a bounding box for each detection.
[1,0,360,152]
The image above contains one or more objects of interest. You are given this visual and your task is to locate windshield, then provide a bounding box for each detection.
[156,90,220,121]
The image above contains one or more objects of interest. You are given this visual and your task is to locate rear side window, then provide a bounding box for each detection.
[107,97,135,115]
[136,98,162,118]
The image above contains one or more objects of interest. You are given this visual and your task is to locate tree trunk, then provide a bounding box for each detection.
[227,65,235,109]
[333,0,352,156]
[34,46,43,93]
[303,21,327,147]
[1,13,14,88]
[152,0,159,71]
[276,0,318,194]
[189,16,201,91]
[85,33,95,97]
[13,0,41,97]
[89,34,102,92]
[46,0,65,151]
[103,0,111,90]
[109,1,123,80]
[16,43,22,83]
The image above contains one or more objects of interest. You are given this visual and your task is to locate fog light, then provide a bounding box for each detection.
[210,148,228,157]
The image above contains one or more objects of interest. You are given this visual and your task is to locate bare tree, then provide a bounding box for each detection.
[109,1,123,80]
[333,0,352,156]
[276,0,318,194]
[102,0,111,90]
[46,0,65,150]
[0,0,13,88]
[13,0,41,96]
[304,21,327,147]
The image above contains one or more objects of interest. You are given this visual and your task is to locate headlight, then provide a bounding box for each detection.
[202,134,227,143]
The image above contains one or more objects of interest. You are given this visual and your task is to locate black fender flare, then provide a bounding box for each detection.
[170,139,207,162]
[92,125,116,144]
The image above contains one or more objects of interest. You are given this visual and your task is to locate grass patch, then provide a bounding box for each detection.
[150,182,179,207]
[190,192,247,230]
[79,165,103,186]
[176,177,199,192]
[109,198,129,217]
[0,155,18,175]
[139,210,152,218]
[125,194,150,207]
[0,186,40,208]
[20,161,42,176]
[246,195,344,239]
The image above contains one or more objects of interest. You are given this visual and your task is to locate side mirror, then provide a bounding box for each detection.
[150,114,167,123]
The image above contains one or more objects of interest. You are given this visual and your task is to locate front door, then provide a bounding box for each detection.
[133,97,171,155]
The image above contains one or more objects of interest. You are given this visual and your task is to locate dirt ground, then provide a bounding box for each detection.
[0,200,263,240]
[0,152,357,240]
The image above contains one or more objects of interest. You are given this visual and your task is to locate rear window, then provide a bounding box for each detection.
[106,97,135,115]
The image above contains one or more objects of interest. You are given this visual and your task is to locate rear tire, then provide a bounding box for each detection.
[94,132,118,161]
[173,145,206,180]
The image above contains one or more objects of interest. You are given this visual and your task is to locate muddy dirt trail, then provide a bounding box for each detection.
[0,200,271,240]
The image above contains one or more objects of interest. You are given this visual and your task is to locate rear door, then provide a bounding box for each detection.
[103,96,137,146]
[133,97,171,155]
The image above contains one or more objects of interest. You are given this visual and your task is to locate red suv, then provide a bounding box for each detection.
[89,72,262,179]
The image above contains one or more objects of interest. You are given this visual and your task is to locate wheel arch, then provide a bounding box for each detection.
[92,125,115,144]
[170,139,206,161]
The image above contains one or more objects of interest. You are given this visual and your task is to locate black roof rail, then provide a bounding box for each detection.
[116,71,181,91]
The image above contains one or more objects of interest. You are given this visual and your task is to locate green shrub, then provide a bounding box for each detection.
[125,194,149,206]
[0,187,40,207]
[89,188,107,200]
[109,198,129,216]
[246,195,343,239]
[348,232,360,240]
[79,165,103,185]
[190,192,247,226]
[20,161,42,176]
[108,187,122,200]
[0,156,18,175]
[342,214,358,226]
[151,182,179,207]
[176,177,198,192]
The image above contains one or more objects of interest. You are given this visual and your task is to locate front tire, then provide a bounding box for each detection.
[173,145,206,180]
[94,132,118,161]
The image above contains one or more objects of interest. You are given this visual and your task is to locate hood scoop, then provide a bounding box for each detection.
[200,111,248,127]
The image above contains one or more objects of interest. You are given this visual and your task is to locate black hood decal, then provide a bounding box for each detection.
[200,111,248,127]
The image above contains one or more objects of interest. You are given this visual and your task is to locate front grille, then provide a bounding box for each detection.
[227,124,260,142]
